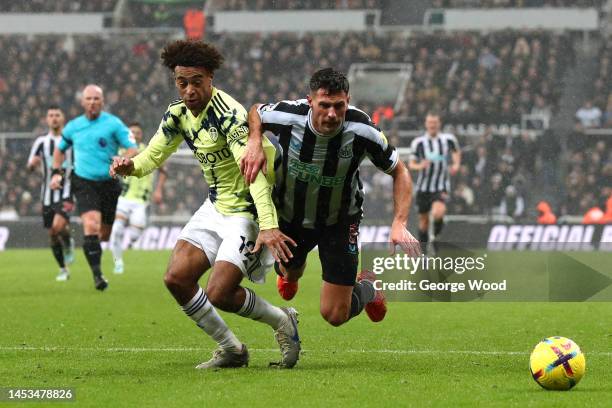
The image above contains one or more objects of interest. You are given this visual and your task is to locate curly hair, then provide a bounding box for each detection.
[161,40,224,73]
[309,68,349,94]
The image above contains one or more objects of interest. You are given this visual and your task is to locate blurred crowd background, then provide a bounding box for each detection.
[0,0,610,224]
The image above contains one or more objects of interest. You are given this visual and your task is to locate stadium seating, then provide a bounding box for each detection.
[590,34,612,128]
[0,29,596,219]
[0,0,117,12]
[213,0,383,10]
[431,0,604,8]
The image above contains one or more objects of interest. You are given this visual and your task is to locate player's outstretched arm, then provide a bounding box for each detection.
[240,104,267,185]
[389,161,420,257]
[110,156,135,178]
[253,228,296,263]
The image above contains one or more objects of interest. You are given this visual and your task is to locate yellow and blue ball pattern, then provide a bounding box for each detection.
[529,336,585,390]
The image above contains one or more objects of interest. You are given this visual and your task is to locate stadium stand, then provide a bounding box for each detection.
[589,34,611,128]
[0,0,117,12]
[0,29,576,218]
[431,0,604,8]
[213,0,383,10]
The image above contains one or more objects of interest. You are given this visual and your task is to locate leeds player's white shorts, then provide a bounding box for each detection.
[177,199,274,284]
[116,197,148,228]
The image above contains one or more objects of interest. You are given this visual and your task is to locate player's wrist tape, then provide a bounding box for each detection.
[51,168,64,176]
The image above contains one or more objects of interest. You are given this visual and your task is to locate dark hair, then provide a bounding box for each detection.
[161,40,224,73]
[426,110,441,119]
[128,121,142,128]
[309,68,349,94]
[47,105,62,112]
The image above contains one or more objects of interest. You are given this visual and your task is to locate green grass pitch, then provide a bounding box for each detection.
[1,249,611,407]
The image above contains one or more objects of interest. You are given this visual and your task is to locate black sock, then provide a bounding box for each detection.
[59,229,71,248]
[418,229,429,253]
[50,237,65,268]
[349,281,375,319]
[433,219,444,237]
[83,235,102,277]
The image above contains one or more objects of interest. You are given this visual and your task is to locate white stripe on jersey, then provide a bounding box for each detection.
[259,99,397,228]
[409,132,459,193]
[28,132,73,206]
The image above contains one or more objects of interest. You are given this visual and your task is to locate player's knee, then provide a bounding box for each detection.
[83,219,100,234]
[163,268,188,294]
[320,306,349,327]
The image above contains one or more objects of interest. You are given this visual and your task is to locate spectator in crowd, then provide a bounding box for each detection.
[536,201,557,224]
[575,100,602,130]
[498,185,525,218]
[0,0,116,12]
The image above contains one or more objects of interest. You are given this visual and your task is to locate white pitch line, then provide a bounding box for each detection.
[1,346,611,356]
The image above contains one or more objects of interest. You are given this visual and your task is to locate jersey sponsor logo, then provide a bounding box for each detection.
[287,158,344,187]
[227,126,248,144]
[208,127,219,143]
[289,137,302,151]
[193,147,232,165]
[425,152,446,162]
[98,137,107,148]
[338,144,353,159]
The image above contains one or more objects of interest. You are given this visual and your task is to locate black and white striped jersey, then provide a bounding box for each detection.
[258,99,398,229]
[28,132,73,206]
[409,132,459,193]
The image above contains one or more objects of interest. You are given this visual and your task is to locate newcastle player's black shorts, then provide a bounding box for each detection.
[278,214,361,286]
[72,173,122,225]
[416,191,448,214]
[42,202,71,229]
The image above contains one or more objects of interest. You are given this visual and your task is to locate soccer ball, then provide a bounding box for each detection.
[529,336,586,390]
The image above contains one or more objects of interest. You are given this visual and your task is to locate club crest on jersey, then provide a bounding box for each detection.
[208,127,219,143]
[338,144,353,159]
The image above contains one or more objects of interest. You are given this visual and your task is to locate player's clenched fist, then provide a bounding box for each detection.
[110,156,135,178]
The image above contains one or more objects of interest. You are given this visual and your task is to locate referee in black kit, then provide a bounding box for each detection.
[408,112,461,255]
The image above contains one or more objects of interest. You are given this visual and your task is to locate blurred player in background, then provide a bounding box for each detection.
[51,85,138,291]
[27,106,75,282]
[110,40,300,369]
[109,122,167,274]
[242,68,419,327]
[408,112,461,255]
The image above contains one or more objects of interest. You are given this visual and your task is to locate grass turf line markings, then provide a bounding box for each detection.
[2,345,612,357]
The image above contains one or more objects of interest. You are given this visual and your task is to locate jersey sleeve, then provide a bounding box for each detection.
[409,137,424,161]
[58,123,73,152]
[447,134,460,152]
[132,107,183,178]
[223,104,278,230]
[27,137,43,165]
[257,100,309,134]
[115,118,137,149]
[365,130,399,174]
